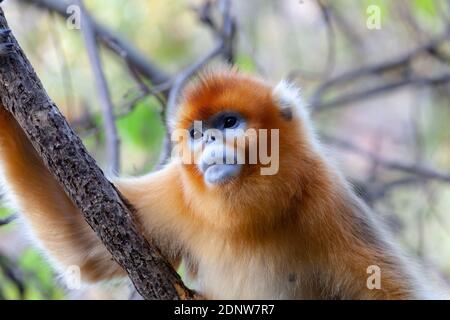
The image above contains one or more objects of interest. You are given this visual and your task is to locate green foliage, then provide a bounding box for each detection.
[0,206,10,218]
[0,269,21,299]
[117,97,166,173]
[235,54,257,73]
[363,0,389,20]
[1,204,64,299]
[0,206,14,232]
[14,249,64,300]
[117,97,165,151]
[0,249,64,300]
[411,0,442,30]
[420,97,450,159]
[413,0,437,17]
[18,249,64,300]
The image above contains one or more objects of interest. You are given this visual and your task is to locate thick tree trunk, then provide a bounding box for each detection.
[0,7,196,300]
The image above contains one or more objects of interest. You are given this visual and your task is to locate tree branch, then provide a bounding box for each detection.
[311,29,450,110]
[0,213,17,226]
[0,7,197,300]
[323,134,450,183]
[76,0,120,173]
[312,73,450,112]
[165,0,235,119]
[156,0,236,168]
[20,0,170,85]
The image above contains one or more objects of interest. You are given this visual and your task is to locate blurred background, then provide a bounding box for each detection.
[0,0,450,299]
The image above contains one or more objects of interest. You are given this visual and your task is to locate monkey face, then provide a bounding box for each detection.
[172,70,305,190]
[188,111,247,185]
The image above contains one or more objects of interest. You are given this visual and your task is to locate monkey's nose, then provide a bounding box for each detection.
[206,134,216,144]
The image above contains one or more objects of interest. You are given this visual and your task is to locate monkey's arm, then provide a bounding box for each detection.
[113,167,189,264]
[0,107,183,282]
[0,107,126,282]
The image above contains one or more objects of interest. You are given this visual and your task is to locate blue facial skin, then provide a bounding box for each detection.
[190,112,246,185]
[202,162,242,185]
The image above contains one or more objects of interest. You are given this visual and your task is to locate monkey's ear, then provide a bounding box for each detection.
[272,80,307,121]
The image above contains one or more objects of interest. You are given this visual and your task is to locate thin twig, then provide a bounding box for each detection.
[165,42,225,120]
[325,2,365,55]
[323,134,450,183]
[21,0,170,85]
[165,0,235,121]
[313,73,450,112]
[159,0,236,168]
[0,214,17,226]
[48,11,76,117]
[288,0,336,81]
[311,29,450,109]
[368,177,423,202]
[117,60,166,119]
[0,255,25,298]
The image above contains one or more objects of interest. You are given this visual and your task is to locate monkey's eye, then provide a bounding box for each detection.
[190,128,203,140]
[223,116,238,129]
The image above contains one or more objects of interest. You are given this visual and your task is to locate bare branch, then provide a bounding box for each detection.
[76,0,120,173]
[313,73,450,112]
[166,43,225,121]
[0,254,25,298]
[157,0,236,168]
[311,29,450,110]
[166,0,235,122]
[288,0,337,81]
[325,2,365,55]
[365,177,423,203]
[117,61,166,119]
[157,42,224,168]
[323,134,450,183]
[0,214,17,226]
[20,0,170,85]
[48,11,76,115]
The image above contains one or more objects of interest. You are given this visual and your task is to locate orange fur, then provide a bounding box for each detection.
[0,109,124,282]
[0,70,428,299]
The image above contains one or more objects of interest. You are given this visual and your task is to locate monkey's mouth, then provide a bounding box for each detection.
[201,163,242,185]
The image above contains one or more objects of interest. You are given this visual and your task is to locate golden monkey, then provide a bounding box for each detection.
[0,70,429,299]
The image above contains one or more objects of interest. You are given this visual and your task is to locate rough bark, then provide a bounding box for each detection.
[0,7,196,300]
